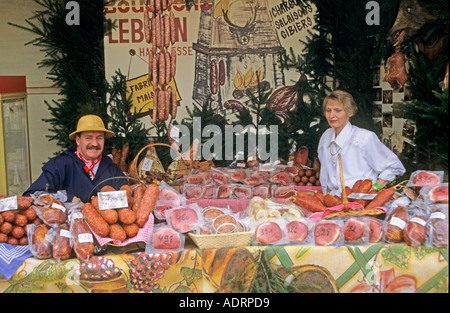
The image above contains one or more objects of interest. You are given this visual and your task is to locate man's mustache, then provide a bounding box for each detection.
[86,145,101,150]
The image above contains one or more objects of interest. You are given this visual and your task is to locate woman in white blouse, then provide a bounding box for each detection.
[317,90,405,195]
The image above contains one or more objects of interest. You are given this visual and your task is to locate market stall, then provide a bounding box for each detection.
[0,163,448,293]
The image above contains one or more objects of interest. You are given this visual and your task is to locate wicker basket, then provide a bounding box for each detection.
[128,142,191,183]
[189,231,253,249]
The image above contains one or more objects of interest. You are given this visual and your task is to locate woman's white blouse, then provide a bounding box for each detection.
[318,122,405,195]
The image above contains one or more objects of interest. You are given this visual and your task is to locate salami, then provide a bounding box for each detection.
[152,89,158,124]
[171,86,177,118]
[165,51,171,83]
[159,52,166,86]
[132,185,145,212]
[164,13,170,49]
[136,184,159,227]
[82,202,110,237]
[170,11,176,45]
[151,15,157,53]
[158,90,166,121]
[144,9,151,43]
[155,14,162,49]
[171,47,176,78]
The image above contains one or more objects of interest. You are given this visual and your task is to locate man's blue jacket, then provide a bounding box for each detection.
[23,148,127,203]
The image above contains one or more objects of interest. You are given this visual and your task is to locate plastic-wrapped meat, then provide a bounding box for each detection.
[185,185,204,200]
[218,185,232,199]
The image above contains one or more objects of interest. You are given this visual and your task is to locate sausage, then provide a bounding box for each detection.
[53,224,72,262]
[97,186,119,224]
[171,86,177,119]
[110,223,127,242]
[31,224,52,259]
[151,15,157,53]
[123,223,139,238]
[71,213,94,262]
[162,0,168,10]
[165,51,171,83]
[136,184,159,227]
[171,47,176,78]
[159,52,166,86]
[323,193,342,207]
[155,0,161,12]
[148,51,153,82]
[293,191,327,212]
[165,86,171,120]
[149,0,155,12]
[170,11,176,45]
[132,184,145,212]
[155,14,162,49]
[17,196,33,210]
[82,202,110,237]
[118,208,136,225]
[119,143,130,172]
[41,206,66,226]
[144,9,151,43]
[385,206,408,243]
[101,185,116,192]
[356,179,372,193]
[164,13,170,49]
[152,54,158,88]
[364,187,395,210]
[158,90,166,121]
[313,191,324,204]
[210,59,219,95]
[152,90,158,124]
[351,179,362,194]
[120,184,133,209]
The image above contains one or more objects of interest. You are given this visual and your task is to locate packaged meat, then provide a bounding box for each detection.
[253,219,288,245]
[147,224,184,252]
[313,220,343,247]
[165,204,202,233]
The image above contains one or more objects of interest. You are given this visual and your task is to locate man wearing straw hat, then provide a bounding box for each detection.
[23,115,126,203]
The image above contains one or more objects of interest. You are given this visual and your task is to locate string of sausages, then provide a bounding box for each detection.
[144,0,178,124]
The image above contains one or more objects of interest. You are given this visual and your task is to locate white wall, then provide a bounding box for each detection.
[0,0,60,182]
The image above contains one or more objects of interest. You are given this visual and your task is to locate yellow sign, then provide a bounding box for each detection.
[126,74,180,115]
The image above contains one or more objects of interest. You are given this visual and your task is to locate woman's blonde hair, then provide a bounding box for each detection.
[323,90,358,117]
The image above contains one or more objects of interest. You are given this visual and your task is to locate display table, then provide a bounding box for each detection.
[0,243,447,293]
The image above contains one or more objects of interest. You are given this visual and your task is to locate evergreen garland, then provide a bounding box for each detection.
[106,70,151,164]
[9,0,109,154]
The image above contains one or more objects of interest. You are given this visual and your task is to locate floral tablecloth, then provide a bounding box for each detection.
[0,243,447,293]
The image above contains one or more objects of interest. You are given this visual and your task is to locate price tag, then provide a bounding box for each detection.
[0,196,18,212]
[98,190,128,210]
[141,158,154,172]
[170,125,180,141]
[78,233,93,243]
[60,229,72,238]
[51,202,66,213]
[389,217,406,230]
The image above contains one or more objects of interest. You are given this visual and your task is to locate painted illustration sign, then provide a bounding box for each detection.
[103,0,316,132]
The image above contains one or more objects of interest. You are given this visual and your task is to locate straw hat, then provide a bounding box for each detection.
[69,115,115,140]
